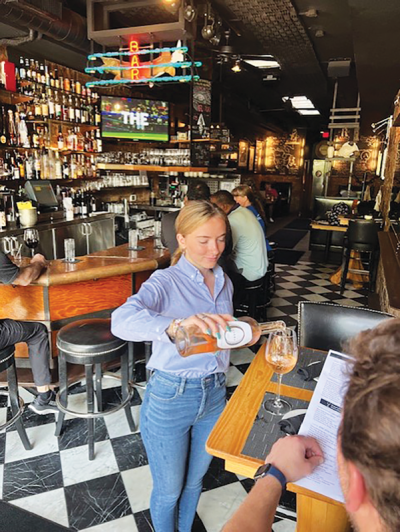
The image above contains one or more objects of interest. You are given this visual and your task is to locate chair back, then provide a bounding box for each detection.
[347,220,379,247]
[298,301,393,352]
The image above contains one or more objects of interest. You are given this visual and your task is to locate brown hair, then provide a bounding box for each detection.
[171,201,228,265]
[341,318,400,531]
[231,184,268,229]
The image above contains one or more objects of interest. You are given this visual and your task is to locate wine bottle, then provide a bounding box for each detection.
[175,317,286,357]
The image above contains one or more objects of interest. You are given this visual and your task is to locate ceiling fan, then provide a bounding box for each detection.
[211,30,280,74]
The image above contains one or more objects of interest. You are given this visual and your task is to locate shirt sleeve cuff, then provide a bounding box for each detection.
[154,316,175,344]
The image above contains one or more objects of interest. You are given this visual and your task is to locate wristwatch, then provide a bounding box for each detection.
[254,463,287,490]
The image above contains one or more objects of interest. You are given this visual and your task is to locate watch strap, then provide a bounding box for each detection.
[254,463,287,490]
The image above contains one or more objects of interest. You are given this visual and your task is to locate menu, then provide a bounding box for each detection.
[294,350,352,503]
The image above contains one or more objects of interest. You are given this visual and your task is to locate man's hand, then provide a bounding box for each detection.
[31,254,49,268]
[265,435,324,482]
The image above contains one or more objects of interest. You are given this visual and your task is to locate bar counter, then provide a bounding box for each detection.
[0,240,170,385]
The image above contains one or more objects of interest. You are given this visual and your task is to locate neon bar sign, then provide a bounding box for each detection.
[85,40,201,87]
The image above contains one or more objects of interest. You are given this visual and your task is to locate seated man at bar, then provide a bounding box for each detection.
[211,190,268,309]
[224,318,400,532]
[161,181,211,255]
[0,250,57,414]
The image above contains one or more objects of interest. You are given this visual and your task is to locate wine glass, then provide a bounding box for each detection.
[24,228,39,258]
[264,329,298,416]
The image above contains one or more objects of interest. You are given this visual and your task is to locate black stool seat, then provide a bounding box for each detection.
[57,319,126,361]
[0,345,32,451]
[55,318,134,460]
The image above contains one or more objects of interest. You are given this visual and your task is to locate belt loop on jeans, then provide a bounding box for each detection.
[178,378,186,395]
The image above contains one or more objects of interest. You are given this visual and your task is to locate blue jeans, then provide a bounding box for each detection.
[140,370,226,532]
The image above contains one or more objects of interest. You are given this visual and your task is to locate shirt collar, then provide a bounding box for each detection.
[176,253,223,282]
[228,203,240,215]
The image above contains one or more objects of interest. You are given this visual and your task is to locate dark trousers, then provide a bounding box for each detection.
[227,269,248,311]
[0,319,50,386]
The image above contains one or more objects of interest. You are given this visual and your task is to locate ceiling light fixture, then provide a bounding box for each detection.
[298,109,320,115]
[299,8,318,17]
[243,58,280,69]
[201,3,216,40]
[183,1,197,22]
[231,59,241,73]
[163,0,181,14]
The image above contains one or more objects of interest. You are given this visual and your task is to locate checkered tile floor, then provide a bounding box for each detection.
[0,260,369,531]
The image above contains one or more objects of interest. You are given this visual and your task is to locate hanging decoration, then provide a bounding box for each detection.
[85,40,201,88]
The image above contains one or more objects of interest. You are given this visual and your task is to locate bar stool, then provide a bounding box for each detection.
[55,318,135,460]
[0,345,32,451]
[235,275,268,322]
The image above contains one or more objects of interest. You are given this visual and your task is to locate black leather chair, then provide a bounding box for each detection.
[340,220,380,293]
[235,274,270,322]
[298,301,393,352]
[0,345,32,450]
[55,319,135,460]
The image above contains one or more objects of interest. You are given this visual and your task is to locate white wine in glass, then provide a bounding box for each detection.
[264,329,298,416]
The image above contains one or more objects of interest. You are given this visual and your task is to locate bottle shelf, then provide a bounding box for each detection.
[0,146,99,155]
[18,80,95,103]
[0,88,32,105]
[97,163,208,172]
[26,118,99,129]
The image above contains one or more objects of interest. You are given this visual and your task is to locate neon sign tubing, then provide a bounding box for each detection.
[88,46,188,60]
[85,74,200,87]
[85,61,202,74]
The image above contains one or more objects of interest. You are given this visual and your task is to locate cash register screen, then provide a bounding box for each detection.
[25,181,58,207]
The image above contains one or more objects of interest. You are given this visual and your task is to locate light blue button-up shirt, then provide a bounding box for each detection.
[111,254,234,378]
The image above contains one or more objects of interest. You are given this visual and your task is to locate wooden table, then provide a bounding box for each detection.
[206,345,351,532]
[310,222,347,262]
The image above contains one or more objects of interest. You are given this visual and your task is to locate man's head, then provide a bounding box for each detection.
[210,190,236,214]
[186,181,210,202]
[339,318,400,532]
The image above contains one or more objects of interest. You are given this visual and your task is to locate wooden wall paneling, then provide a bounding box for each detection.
[0,285,46,321]
[48,274,132,321]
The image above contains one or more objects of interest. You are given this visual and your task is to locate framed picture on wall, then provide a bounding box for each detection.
[248,146,255,171]
[238,140,249,167]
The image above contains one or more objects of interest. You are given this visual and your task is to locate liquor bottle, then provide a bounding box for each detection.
[54,150,63,179]
[0,200,6,229]
[25,58,31,81]
[81,191,88,216]
[54,68,60,89]
[19,56,26,81]
[68,95,75,122]
[44,64,50,86]
[39,62,46,84]
[10,152,20,180]
[62,155,70,179]
[25,151,34,180]
[54,91,62,120]
[41,93,49,119]
[48,89,55,119]
[74,96,81,124]
[7,109,17,146]
[75,79,81,95]
[0,106,8,145]
[64,76,70,92]
[57,126,64,150]
[77,127,84,152]
[33,150,41,179]
[30,59,36,82]
[16,151,25,179]
[62,93,69,122]
[174,317,286,357]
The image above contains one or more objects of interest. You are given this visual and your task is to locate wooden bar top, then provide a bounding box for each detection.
[31,239,170,286]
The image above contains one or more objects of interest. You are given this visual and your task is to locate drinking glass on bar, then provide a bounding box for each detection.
[64,238,76,263]
[263,329,298,416]
[23,228,39,258]
[128,228,143,251]
[153,220,163,249]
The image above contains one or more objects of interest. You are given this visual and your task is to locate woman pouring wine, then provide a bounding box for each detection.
[111,201,234,532]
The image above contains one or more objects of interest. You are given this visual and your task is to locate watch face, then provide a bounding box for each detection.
[254,463,271,479]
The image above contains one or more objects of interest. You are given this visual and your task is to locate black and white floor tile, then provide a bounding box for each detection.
[0,259,369,531]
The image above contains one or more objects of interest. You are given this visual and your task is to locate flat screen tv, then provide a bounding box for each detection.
[101,96,169,142]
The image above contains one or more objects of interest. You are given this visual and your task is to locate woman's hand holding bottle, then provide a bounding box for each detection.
[167,313,234,341]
